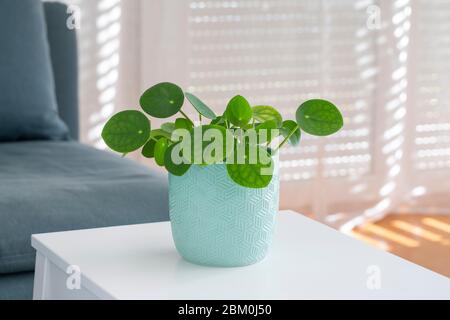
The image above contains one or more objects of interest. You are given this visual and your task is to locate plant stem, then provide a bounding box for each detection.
[275,125,299,152]
[199,114,203,124]
[121,153,128,158]
[180,110,195,126]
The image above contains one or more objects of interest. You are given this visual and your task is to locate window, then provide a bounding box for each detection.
[71,0,450,227]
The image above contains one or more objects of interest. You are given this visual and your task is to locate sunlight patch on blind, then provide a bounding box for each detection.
[185,0,376,182]
[414,0,450,171]
[62,0,122,148]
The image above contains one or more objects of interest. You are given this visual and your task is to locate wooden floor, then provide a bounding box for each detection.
[351,214,450,277]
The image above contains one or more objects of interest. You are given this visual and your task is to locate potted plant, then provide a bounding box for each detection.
[102,82,343,267]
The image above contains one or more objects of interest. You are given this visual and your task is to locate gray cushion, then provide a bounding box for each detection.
[44,2,79,140]
[0,141,169,274]
[0,0,69,141]
[0,272,34,300]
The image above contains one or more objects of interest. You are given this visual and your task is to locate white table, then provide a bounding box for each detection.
[32,211,450,300]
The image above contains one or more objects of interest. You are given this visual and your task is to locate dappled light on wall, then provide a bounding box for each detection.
[71,0,450,229]
[182,0,379,221]
[337,0,413,231]
[66,0,121,149]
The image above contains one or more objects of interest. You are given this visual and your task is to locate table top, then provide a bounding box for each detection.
[32,211,450,300]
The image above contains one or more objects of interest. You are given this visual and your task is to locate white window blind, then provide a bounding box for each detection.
[138,0,387,221]
[68,0,450,227]
[184,0,375,183]
[413,0,450,172]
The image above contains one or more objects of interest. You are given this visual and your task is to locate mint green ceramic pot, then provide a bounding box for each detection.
[169,161,279,267]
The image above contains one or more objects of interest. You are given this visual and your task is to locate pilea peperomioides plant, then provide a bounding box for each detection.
[102,82,344,189]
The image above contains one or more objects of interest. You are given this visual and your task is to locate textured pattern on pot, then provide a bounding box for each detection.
[169,163,280,267]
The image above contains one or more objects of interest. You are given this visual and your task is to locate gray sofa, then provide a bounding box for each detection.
[0,2,169,299]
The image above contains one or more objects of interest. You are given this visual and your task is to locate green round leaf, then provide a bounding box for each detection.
[175,118,193,130]
[140,82,184,118]
[186,92,217,120]
[210,116,227,128]
[142,139,157,159]
[252,106,283,127]
[296,99,343,136]
[142,130,167,159]
[189,125,230,165]
[225,95,253,128]
[161,122,176,135]
[280,120,301,146]
[226,147,274,189]
[149,129,172,140]
[154,137,170,166]
[102,110,151,153]
[255,120,279,144]
[241,124,254,130]
[164,143,191,176]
